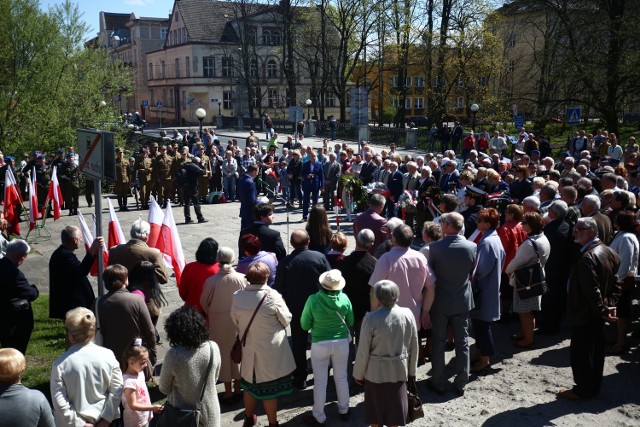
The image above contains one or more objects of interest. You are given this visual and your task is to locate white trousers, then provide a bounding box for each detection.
[310,338,350,422]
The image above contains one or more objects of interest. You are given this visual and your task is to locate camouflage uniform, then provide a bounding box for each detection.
[59,157,80,215]
[114,150,130,211]
[136,152,153,209]
[34,160,51,213]
[152,147,173,207]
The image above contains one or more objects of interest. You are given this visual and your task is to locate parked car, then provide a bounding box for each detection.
[406,116,429,128]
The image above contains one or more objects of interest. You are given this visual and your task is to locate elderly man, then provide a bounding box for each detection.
[322,152,341,211]
[403,161,421,232]
[353,193,388,255]
[369,225,434,332]
[49,226,104,320]
[425,212,477,396]
[274,230,331,389]
[0,240,39,354]
[108,219,168,284]
[301,150,324,221]
[558,217,620,400]
[581,194,613,245]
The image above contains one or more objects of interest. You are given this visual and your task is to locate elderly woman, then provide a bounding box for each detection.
[300,270,354,425]
[0,348,54,427]
[497,204,528,321]
[95,264,157,368]
[470,209,505,372]
[608,210,639,354]
[353,280,418,427]
[158,306,221,427]
[200,247,247,405]
[505,212,550,348]
[237,235,277,287]
[51,308,123,426]
[231,262,295,427]
[180,238,220,312]
[509,165,533,204]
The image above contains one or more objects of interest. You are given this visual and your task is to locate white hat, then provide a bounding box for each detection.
[440,158,450,167]
[319,270,346,291]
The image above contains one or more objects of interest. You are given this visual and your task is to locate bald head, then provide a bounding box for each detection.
[291,229,310,250]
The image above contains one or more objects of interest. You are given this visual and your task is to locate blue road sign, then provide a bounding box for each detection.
[514,114,524,129]
[567,107,581,125]
[156,101,163,108]
[141,100,149,108]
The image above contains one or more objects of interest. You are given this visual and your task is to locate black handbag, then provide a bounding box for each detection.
[156,342,214,427]
[406,376,424,422]
[513,238,547,299]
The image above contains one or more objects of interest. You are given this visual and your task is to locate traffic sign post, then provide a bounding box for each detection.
[76,128,116,296]
[514,114,524,130]
[567,107,581,125]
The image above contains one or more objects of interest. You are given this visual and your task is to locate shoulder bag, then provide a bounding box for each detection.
[156,342,214,427]
[406,376,424,422]
[231,293,268,364]
[513,238,547,299]
[93,296,104,346]
[335,310,352,342]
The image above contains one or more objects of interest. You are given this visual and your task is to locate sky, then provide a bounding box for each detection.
[39,0,176,39]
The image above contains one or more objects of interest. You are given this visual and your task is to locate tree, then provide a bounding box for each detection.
[0,0,131,154]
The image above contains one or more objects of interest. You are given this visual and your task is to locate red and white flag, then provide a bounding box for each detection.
[147,197,164,250]
[77,211,107,276]
[46,166,64,221]
[106,198,125,249]
[27,169,38,231]
[3,167,22,235]
[160,201,185,285]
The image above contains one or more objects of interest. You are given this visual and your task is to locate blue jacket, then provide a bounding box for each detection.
[388,170,404,200]
[301,160,324,191]
[238,174,257,222]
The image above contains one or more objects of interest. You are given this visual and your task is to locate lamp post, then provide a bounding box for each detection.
[470,103,479,132]
[195,107,207,137]
[218,101,222,116]
[305,98,312,121]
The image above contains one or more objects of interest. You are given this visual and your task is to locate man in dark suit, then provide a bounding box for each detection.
[439,160,460,192]
[239,204,286,260]
[426,212,477,396]
[49,226,103,320]
[338,229,377,341]
[274,229,331,389]
[558,217,620,400]
[359,152,377,185]
[301,150,324,221]
[238,163,259,230]
[353,193,388,255]
[0,239,39,354]
[108,219,168,284]
[386,161,404,218]
[539,201,572,335]
[580,194,613,245]
[179,156,209,224]
[322,153,341,211]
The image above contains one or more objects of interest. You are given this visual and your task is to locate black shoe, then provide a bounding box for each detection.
[198,218,209,223]
[293,379,307,390]
[185,219,193,224]
[455,387,465,397]
[339,410,351,421]
[303,414,324,426]
[426,379,445,396]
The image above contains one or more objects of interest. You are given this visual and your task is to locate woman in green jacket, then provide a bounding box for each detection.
[300,269,354,426]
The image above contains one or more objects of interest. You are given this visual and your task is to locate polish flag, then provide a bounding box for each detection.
[27,170,38,231]
[46,166,64,221]
[78,211,108,276]
[160,201,185,285]
[106,198,125,249]
[147,197,164,250]
[3,167,22,235]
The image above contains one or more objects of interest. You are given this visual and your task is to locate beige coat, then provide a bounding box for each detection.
[230,284,295,383]
[200,268,246,382]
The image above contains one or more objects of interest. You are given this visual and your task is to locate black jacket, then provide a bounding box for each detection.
[543,219,573,287]
[181,161,205,188]
[0,257,38,326]
[273,248,330,314]
[337,250,376,321]
[239,222,287,261]
[48,245,96,319]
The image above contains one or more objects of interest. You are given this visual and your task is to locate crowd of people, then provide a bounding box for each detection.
[0,124,638,426]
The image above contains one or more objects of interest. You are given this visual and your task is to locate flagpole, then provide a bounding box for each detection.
[94,178,105,296]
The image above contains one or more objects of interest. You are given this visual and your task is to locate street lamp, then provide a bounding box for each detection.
[470,103,480,132]
[305,98,312,121]
[218,100,222,116]
[195,107,207,137]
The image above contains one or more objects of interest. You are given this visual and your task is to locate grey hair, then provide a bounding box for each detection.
[386,217,404,233]
[440,212,464,231]
[6,239,30,257]
[374,280,400,308]
[217,246,236,272]
[522,196,541,209]
[130,219,150,239]
[577,217,598,237]
[61,226,80,244]
[583,194,601,210]
[356,229,375,248]
[369,193,386,207]
[548,200,569,219]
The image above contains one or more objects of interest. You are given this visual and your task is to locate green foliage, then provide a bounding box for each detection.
[0,0,132,156]
[21,295,66,398]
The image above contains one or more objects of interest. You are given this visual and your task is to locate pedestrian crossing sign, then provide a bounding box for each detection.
[567,107,581,125]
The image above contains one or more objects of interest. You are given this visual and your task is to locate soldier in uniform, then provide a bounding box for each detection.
[114,147,130,211]
[59,153,80,215]
[128,156,139,209]
[152,145,173,208]
[136,148,153,209]
[196,144,211,202]
[33,155,51,213]
[149,142,160,199]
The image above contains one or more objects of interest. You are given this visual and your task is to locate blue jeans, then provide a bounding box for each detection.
[223,174,236,201]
